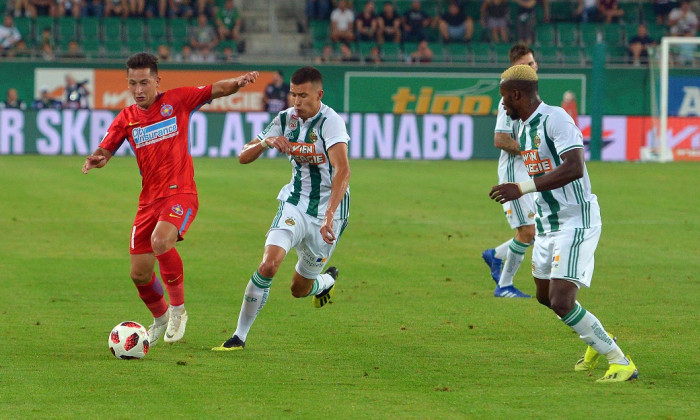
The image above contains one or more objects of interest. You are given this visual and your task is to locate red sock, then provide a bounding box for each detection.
[135,273,168,318]
[156,247,184,306]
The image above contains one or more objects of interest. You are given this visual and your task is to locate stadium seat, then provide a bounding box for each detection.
[309,19,329,44]
[601,24,622,46]
[537,44,561,65]
[103,17,123,43]
[103,38,124,58]
[381,42,402,62]
[125,18,144,42]
[14,16,33,46]
[446,42,470,63]
[535,24,556,47]
[357,41,375,58]
[170,17,188,45]
[35,16,55,42]
[557,22,579,47]
[549,0,577,22]
[646,22,667,43]
[579,23,600,47]
[606,45,629,64]
[471,42,493,63]
[57,17,78,44]
[79,17,101,43]
[492,43,511,64]
[147,17,168,44]
[561,46,583,65]
[640,2,655,22]
[81,37,102,58]
[619,2,640,24]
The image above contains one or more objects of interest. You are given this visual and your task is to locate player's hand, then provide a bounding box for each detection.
[82,154,107,173]
[489,183,522,204]
[263,136,292,154]
[320,216,336,244]
[234,71,259,90]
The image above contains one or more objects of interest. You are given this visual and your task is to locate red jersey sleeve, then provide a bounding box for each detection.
[99,110,129,154]
[168,85,213,113]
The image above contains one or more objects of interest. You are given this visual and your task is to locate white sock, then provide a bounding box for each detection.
[154,308,170,326]
[498,239,529,288]
[494,240,511,259]
[234,272,271,342]
[561,302,628,365]
[170,304,185,316]
[308,273,335,296]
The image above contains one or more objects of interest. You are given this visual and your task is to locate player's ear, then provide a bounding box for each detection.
[318,88,324,101]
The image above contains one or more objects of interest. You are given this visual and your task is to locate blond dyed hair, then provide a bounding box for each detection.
[501,64,538,83]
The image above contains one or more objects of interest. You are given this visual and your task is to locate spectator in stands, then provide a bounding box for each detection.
[378,1,401,44]
[216,0,242,42]
[166,0,193,18]
[40,40,55,60]
[196,0,216,18]
[402,0,432,42]
[481,0,510,43]
[628,23,656,65]
[157,43,171,61]
[597,0,624,24]
[263,70,290,113]
[10,0,32,18]
[143,0,166,17]
[314,43,336,63]
[339,41,360,61]
[175,44,193,61]
[105,0,128,17]
[355,0,378,42]
[81,0,105,16]
[32,86,62,109]
[438,1,474,43]
[669,0,698,35]
[306,0,332,20]
[39,25,53,48]
[654,0,678,25]
[189,14,218,54]
[63,74,89,109]
[195,45,217,62]
[409,39,434,63]
[62,39,85,58]
[57,0,82,17]
[330,0,355,43]
[0,15,22,56]
[7,39,31,57]
[220,44,236,62]
[365,44,383,63]
[126,0,145,16]
[575,0,598,22]
[514,0,536,45]
[27,0,57,17]
[1,88,27,110]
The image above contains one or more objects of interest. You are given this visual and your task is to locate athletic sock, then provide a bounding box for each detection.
[307,272,335,296]
[498,239,530,288]
[494,240,511,259]
[156,247,184,306]
[233,271,272,342]
[135,272,168,318]
[170,303,185,316]
[561,302,628,365]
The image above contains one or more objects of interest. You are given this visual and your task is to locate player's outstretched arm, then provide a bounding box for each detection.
[238,136,291,164]
[320,143,351,244]
[211,71,260,100]
[489,148,584,204]
[82,147,113,174]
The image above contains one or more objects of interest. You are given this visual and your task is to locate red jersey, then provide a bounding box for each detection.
[100,85,212,205]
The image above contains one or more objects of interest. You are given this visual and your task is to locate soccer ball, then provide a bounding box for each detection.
[108,321,149,359]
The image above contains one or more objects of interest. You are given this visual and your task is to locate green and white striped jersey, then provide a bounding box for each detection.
[258,103,350,220]
[513,102,601,234]
[495,97,530,184]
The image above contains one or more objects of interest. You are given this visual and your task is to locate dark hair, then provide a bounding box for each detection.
[291,66,323,85]
[509,44,535,65]
[126,52,159,76]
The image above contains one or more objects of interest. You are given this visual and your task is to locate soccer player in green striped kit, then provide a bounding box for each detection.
[213,66,350,351]
[490,64,638,383]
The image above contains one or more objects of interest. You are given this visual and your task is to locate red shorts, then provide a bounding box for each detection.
[130,193,199,255]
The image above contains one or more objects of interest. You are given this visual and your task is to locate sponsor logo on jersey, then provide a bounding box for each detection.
[171,204,184,216]
[132,117,178,148]
[261,120,274,136]
[533,134,541,149]
[552,254,560,270]
[309,130,318,143]
[521,149,552,176]
[289,142,326,165]
[285,217,295,226]
[160,104,174,117]
[303,254,327,268]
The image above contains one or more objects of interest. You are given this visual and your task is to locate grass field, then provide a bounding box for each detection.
[1,156,698,419]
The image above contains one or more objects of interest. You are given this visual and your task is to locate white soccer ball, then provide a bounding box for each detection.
[108,321,150,359]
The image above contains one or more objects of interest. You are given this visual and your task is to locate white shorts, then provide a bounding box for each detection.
[502,194,536,229]
[531,226,601,288]
[265,201,348,279]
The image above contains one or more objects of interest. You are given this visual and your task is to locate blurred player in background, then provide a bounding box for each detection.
[482,44,537,298]
[490,64,638,383]
[213,66,351,351]
[82,52,259,346]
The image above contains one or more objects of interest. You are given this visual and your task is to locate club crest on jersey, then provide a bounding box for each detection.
[308,130,318,143]
[285,217,295,226]
[160,104,174,117]
[533,134,541,149]
[171,204,184,216]
[528,211,536,219]
[289,119,298,130]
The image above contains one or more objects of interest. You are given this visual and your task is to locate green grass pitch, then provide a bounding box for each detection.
[1,156,698,418]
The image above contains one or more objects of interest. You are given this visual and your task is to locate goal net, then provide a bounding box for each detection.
[644,36,700,162]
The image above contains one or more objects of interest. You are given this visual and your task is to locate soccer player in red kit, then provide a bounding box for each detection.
[82,52,259,346]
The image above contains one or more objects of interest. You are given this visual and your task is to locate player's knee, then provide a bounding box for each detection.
[549,297,574,318]
[257,259,280,279]
[130,269,152,285]
[290,281,310,298]
[151,235,173,255]
[517,225,536,244]
[535,292,550,308]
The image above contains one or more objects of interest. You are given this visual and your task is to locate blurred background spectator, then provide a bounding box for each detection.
[81,0,105,16]
[576,0,598,22]
[355,0,378,42]
[561,90,578,126]
[1,88,28,110]
[157,43,172,61]
[365,44,382,63]
[481,0,510,43]
[339,41,359,61]
[166,0,192,18]
[57,0,82,17]
[216,0,242,43]
[32,86,62,110]
[105,0,128,17]
[306,0,331,20]
[189,14,218,54]
[377,1,401,44]
[63,74,89,109]
[438,1,473,43]
[0,15,23,56]
[263,70,290,113]
[627,23,655,65]
[402,0,432,42]
[654,0,678,25]
[597,0,624,23]
[314,43,336,63]
[330,0,355,42]
[669,0,698,35]
[28,0,57,17]
[409,39,433,63]
[514,0,536,45]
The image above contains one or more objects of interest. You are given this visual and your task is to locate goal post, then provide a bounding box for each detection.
[643,36,700,162]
